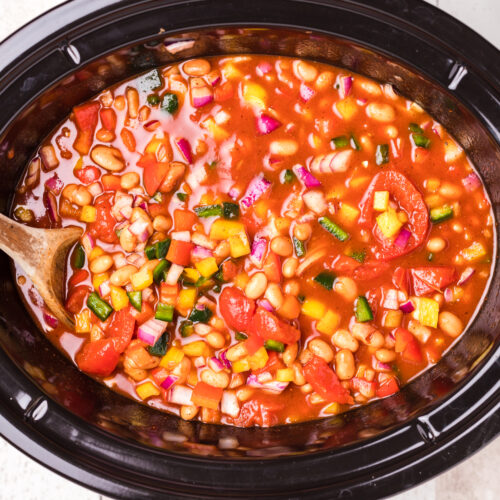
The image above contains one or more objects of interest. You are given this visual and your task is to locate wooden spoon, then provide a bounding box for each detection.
[0,213,82,328]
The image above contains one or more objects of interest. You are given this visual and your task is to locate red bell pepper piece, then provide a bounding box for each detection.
[376,373,400,398]
[392,267,409,294]
[73,102,100,155]
[174,209,198,231]
[68,269,89,287]
[76,338,120,377]
[395,328,422,363]
[331,254,360,274]
[99,108,116,130]
[166,240,194,266]
[219,286,256,332]
[214,81,233,102]
[352,261,390,281]
[191,381,223,410]
[143,161,169,196]
[263,251,281,283]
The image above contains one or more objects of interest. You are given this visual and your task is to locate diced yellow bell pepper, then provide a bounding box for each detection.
[383,309,403,328]
[274,217,291,234]
[373,191,389,211]
[232,357,250,373]
[110,285,129,311]
[233,272,250,290]
[136,381,160,400]
[75,309,91,333]
[323,402,341,414]
[242,81,267,108]
[338,203,360,225]
[326,184,346,200]
[412,298,439,328]
[228,233,251,258]
[316,310,341,335]
[80,205,97,223]
[187,369,198,386]
[183,268,201,283]
[201,117,229,141]
[145,137,167,155]
[177,288,197,311]
[130,268,153,291]
[160,346,185,368]
[376,208,403,239]
[336,97,358,120]
[89,246,105,261]
[183,340,209,357]
[425,194,444,209]
[90,324,103,342]
[460,241,487,261]
[74,157,83,171]
[301,299,326,320]
[276,368,295,382]
[221,63,243,79]
[195,257,219,278]
[248,346,269,371]
[209,219,245,240]
[92,272,109,293]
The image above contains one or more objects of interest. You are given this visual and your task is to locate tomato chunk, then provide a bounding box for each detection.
[75,166,100,185]
[105,308,136,353]
[73,102,100,155]
[303,355,353,404]
[88,194,118,243]
[409,266,456,296]
[353,261,390,281]
[174,209,197,231]
[249,307,300,345]
[143,160,169,196]
[130,301,154,325]
[395,327,422,362]
[76,338,120,377]
[376,374,400,398]
[263,251,281,283]
[166,240,194,266]
[191,381,223,410]
[234,396,285,427]
[219,286,256,332]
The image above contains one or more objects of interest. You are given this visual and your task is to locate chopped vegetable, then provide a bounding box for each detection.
[127,291,142,312]
[292,236,306,257]
[161,93,178,114]
[354,296,373,322]
[155,303,174,322]
[331,136,349,149]
[314,271,336,290]
[149,332,169,356]
[87,292,113,321]
[195,204,223,217]
[72,244,85,269]
[264,339,285,352]
[223,202,240,219]
[319,216,349,242]
[430,205,454,223]
[375,144,389,165]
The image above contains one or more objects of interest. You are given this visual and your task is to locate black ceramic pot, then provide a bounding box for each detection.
[0,1,499,498]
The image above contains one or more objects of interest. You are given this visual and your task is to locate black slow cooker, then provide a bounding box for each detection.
[0,1,499,498]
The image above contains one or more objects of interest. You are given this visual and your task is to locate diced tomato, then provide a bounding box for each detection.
[331,254,360,274]
[65,286,89,314]
[75,166,100,185]
[234,396,285,427]
[358,170,429,260]
[143,161,169,196]
[214,81,233,102]
[105,308,136,353]
[263,251,281,283]
[392,267,409,294]
[88,194,117,243]
[160,283,179,305]
[151,366,169,385]
[409,266,456,296]
[394,327,422,363]
[130,301,154,325]
[303,355,353,404]
[99,108,116,130]
[219,286,256,332]
[244,332,264,356]
[76,338,120,377]
[221,259,239,281]
[413,147,429,164]
[73,102,100,155]
[174,209,197,231]
[376,374,400,398]
[68,269,89,288]
[252,351,285,375]
[148,202,170,219]
[166,240,194,266]
[249,307,300,345]
[353,261,390,281]
[101,174,121,191]
[191,381,223,410]
[350,377,376,398]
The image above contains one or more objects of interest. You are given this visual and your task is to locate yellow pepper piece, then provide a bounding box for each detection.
[136,381,160,400]
[276,368,295,382]
[242,81,267,108]
[301,299,326,320]
[187,369,198,386]
[80,205,97,223]
[460,241,487,261]
[412,298,440,328]
[130,268,153,291]
[228,233,251,258]
[336,97,357,120]
[89,246,105,261]
[221,63,243,79]
[75,309,91,333]
[233,272,250,290]
[376,208,403,239]
[209,219,246,240]
[248,346,269,371]
[110,285,129,311]
[92,272,109,294]
[201,117,229,141]
[183,340,208,357]
[160,346,185,368]
[373,191,389,211]
[316,310,341,335]
[232,357,250,373]
[323,402,341,414]
[183,268,201,283]
[195,257,219,278]
[383,310,403,328]
[177,288,197,312]
[338,202,360,225]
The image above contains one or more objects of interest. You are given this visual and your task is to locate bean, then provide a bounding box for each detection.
[206,332,226,349]
[126,87,139,119]
[375,349,396,363]
[368,331,385,349]
[300,384,313,394]
[120,227,137,252]
[183,58,211,76]
[309,339,334,363]
[226,343,247,362]
[264,283,284,309]
[283,279,300,296]
[293,60,318,82]
[90,255,113,274]
[293,222,312,241]
[73,186,92,206]
[209,316,225,331]
[336,350,355,380]
[270,139,298,156]
[153,215,172,232]
[91,145,125,172]
[315,71,334,90]
[292,362,305,385]
[245,272,268,299]
[201,369,230,389]
[299,349,313,364]
[270,236,293,257]
[334,276,358,302]
[114,95,126,111]
[427,237,446,253]
[282,257,299,278]
[96,128,115,142]
[236,387,254,401]
[120,172,140,190]
[439,182,462,199]
[366,102,395,122]
[332,329,359,352]
[180,405,199,420]
[438,311,463,337]
[359,80,382,95]
[283,343,298,366]
[100,90,113,107]
[110,265,137,286]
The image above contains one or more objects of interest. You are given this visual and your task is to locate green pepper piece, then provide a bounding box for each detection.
[87,292,113,321]
[149,332,169,356]
[350,134,361,151]
[189,306,213,323]
[375,144,389,165]
[318,216,350,242]
[430,205,454,223]
[348,250,366,263]
[155,239,171,259]
[155,303,174,322]
[194,204,223,217]
[235,332,248,341]
[72,244,85,269]
[180,320,194,337]
[293,236,306,257]
[147,94,161,106]
[355,296,373,322]
[127,291,142,312]
[145,245,157,260]
[161,93,178,114]
[153,260,170,284]
[281,169,295,184]
[408,122,423,134]
[223,202,240,219]
[412,134,431,149]
[314,271,336,291]
[331,135,349,149]
[264,339,285,352]
[176,192,187,202]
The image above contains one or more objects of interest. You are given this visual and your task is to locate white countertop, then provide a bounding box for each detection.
[0,1,499,499]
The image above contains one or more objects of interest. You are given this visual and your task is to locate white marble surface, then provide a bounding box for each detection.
[0,0,499,499]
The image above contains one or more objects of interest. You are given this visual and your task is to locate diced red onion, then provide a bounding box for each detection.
[166,263,184,285]
[218,350,232,369]
[88,182,103,197]
[126,253,142,266]
[257,371,272,383]
[81,233,95,254]
[303,190,327,214]
[299,83,315,102]
[165,40,195,54]
[240,175,271,208]
[26,158,41,188]
[137,318,167,346]
[42,311,58,329]
[171,231,191,242]
[372,357,391,372]
[168,385,193,405]
[160,375,179,390]
[399,300,415,314]
[258,299,274,312]
[432,123,444,138]
[44,174,63,195]
[208,357,224,373]
[250,236,267,266]
[194,356,206,368]
[144,120,160,132]
[43,191,59,223]
[443,288,453,303]
[175,137,192,163]
[293,164,321,188]
[191,232,216,250]
[119,206,133,220]
[256,113,282,135]
[228,187,241,200]
[394,228,411,249]
[462,173,481,192]
[112,253,128,269]
[221,391,240,417]
[39,145,59,170]
[310,150,353,174]
[129,219,150,242]
[256,61,272,76]
[99,280,110,297]
[338,75,353,99]
[246,374,289,394]
[457,267,475,286]
[142,287,154,302]
[207,70,221,86]
[382,289,399,310]
[356,98,367,106]
[191,245,213,261]
[192,88,214,108]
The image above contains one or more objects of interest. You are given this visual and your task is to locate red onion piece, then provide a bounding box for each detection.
[221,391,240,417]
[191,245,213,261]
[168,385,193,405]
[192,86,214,108]
[137,318,167,346]
[293,165,321,188]
[44,174,63,195]
[88,182,103,197]
[338,75,353,99]
[246,374,289,394]
[166,263,184,285]
[43,191,59,223]
[207,70,221,86]
[399,300,415,314]
[394,228,411,249]
[443,288,453,302]
[228,187,240,200]
[175,137,192,163]
[457,266,475,286]
[462,173,481,192]
[256,114,282,135]
[250,236,267,266]
[129,218,150,242]
[99,280,110,297]
[208,357,224,373]
[382,289,399,310]
[43,311,58,329]
[256,62,272,76]
[218,350,232,369]
[240,175,271,208]
[258,299,274,312]
[160,375,179,390]
[299,83,315,102]
[144,120,160,132]
[372,357,391,372]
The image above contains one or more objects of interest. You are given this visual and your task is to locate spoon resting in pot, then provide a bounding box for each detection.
[0,213,82,328]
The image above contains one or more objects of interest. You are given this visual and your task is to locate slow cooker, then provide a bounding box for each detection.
[0,1,499,498]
